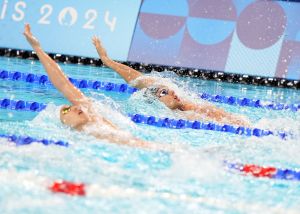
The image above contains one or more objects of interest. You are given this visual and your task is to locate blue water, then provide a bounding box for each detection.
[0,56,300,213]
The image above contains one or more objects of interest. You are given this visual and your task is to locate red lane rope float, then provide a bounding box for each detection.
[49,180,86,196]
[225,162,300,181]
[242,164,277,178]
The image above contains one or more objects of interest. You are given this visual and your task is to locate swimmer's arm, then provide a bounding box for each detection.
[183,102,251,127]
[92,36,142,84]
[44,65,88,105]
[37,54,88,105]
[23,24,87,106]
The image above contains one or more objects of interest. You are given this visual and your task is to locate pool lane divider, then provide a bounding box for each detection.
[0,133,69,147]
[0,98,290,139]
[50,162,300,197]
[0,133,298,183]
[198,92,300,112]
[0,98,46,112]
[0,69,299,112]
[0,132,297,183]
[128,113,289,139]
[50,160,300,197]
[0,69,138,94]
[225,161,300,181]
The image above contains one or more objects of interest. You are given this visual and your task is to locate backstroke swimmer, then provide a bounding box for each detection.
[92,37,251,127]
[23,24,173,152]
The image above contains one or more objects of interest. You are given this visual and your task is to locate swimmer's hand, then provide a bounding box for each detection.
[92,36,108,60]
[92,36,143,84]
[23,24,40,48]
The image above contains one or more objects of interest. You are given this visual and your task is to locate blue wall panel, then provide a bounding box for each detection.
[0,0,142,61]
[129,0,300,80]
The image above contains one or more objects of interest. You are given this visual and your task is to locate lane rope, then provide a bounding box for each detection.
[0,98,291,139]
[0,133,68,147]
[198,92,299,112]
[49,161,300,198]
[224,161,300,181]
[0,69,137,94]
[0,69,299,111]
[3,173,290,213]
[0,133,298,182]
[128,113,289,139]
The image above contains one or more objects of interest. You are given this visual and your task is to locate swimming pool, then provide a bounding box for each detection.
[0,56,300,213]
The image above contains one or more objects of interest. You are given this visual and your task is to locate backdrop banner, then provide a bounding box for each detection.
[128,0,300,80]
[0,0,142,61]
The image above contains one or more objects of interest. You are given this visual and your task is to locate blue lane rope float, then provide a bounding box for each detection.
[128,113,289,139]
[0,98,46,112]
[0,69,299,112]
[0,98,290,139]
[0,69,138,94]
[0,133,69,147]
[198,92,300,112]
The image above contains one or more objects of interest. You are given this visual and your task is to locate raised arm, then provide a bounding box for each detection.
[23,24,87,105]
[92,36,157,89]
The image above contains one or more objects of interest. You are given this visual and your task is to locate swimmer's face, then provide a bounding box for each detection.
[155,87,182,109]
[59,105,90,130]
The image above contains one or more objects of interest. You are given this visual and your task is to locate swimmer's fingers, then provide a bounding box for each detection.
[92,36,101,47]
[23,23,31,36]
[91,36,97,45]
[92,35,98,41]
[23,23,40,47]
[92,36,108,58]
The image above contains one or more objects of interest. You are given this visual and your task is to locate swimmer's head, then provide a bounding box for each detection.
[59,105,90,130]
[144,85,182,110]
[143,86,159,100]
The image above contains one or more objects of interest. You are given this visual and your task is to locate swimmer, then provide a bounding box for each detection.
[92,37,251,127]
[23,23,169,151]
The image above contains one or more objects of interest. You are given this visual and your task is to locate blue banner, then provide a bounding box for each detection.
[128,0,300,80]
[0,0,142,61]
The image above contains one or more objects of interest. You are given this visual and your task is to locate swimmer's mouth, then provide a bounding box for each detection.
[78,110,83,115]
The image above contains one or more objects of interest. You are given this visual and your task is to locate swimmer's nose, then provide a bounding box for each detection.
[171,90,178,98]
[73,106,81,112]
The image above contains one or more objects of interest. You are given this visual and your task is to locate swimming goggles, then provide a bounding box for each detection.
[62,106,72,115]
[157,88,169,98]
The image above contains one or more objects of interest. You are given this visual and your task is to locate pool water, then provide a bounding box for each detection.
[0,56,300,213]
